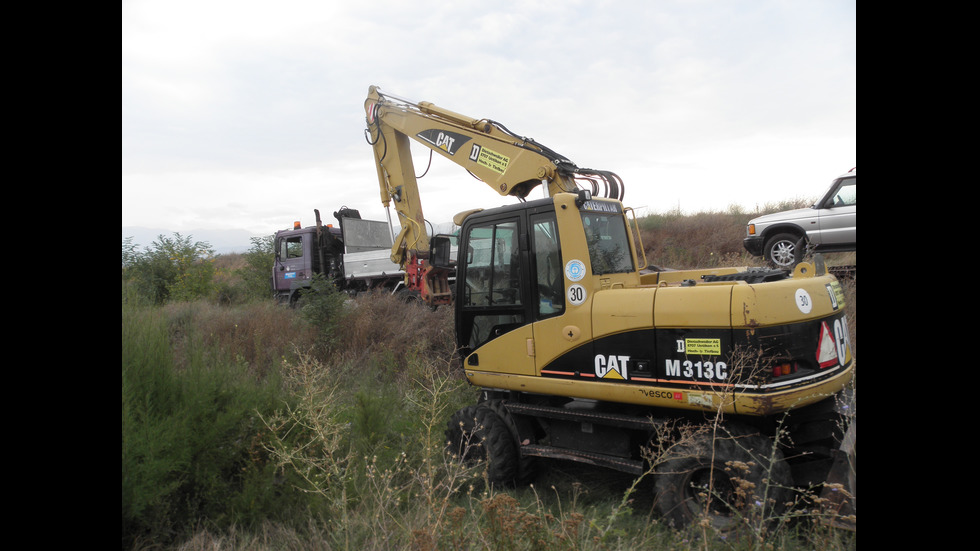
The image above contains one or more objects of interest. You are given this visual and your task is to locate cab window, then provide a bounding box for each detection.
[461,219,524,350]
[827,178,856,207]
[279,236,303,259]
[531,213,563,318]
[463,221,521,307]
[581,212,634,275]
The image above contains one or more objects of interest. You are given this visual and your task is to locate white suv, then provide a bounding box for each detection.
[743,168,856,268]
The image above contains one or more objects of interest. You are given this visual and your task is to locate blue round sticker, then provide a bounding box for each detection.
[565,259,586,282]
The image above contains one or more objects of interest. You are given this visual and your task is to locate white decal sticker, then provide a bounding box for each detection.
[689,394,714,408]
[595,354,630,379]
[834,315,851,365]
[665,359,729,381]
[795,288,813,314]
[567,284,587,305]
[565,259,586,282]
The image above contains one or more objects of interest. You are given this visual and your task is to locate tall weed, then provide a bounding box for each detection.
[123,208,855,549]
[297,274,351,356]
[122,306,309,549]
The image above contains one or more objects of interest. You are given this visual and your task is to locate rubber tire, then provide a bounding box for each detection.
[653,423,792,533]
[395,288,422,303]
[483,400,538,484]
[764,232,803,268]
[445,404,518,485]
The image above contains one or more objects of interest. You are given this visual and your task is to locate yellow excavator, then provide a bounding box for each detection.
[364,85,855,531]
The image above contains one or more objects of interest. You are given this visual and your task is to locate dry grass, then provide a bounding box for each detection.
[134,208,855,550]
[637,202,855,270]
[158,290,458,384]
[160,300,318,378]
[639,210,753,269]
[333,291,457,378]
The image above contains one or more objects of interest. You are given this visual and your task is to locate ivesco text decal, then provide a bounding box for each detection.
[468,144,510,174]
[639,389,683,400]
[284,272,296,279]
[595,354,629,379]
[416,129,471,156]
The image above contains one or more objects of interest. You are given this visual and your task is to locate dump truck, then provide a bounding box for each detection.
[363,85,855,531]
[272,207,406,305]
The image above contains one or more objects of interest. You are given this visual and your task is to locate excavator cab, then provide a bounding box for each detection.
[453,193,640,371]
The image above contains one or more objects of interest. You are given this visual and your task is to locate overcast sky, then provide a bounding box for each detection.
[122,0,855,238]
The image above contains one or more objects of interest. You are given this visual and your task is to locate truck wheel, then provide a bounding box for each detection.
[652,424,792,533]
[764,233,803,268]
[445,405,518,485]
[483,400,538,484]
[395,288,422,304]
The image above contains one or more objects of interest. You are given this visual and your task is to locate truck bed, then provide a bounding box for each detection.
[343,249,404,280]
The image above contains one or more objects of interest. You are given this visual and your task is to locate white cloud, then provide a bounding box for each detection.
[122,0,855,237]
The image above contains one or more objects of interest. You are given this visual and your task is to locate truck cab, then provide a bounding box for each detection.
[272,223,337,305]
[272,211,404,305]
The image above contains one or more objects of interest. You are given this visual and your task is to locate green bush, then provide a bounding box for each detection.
[228,235,276,304]
[120,207,855,550]
[297,273,350,356]
[122,233,216,305]
[121,306,309,549]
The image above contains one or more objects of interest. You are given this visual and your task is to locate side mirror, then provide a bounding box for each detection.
[430,235,454,268]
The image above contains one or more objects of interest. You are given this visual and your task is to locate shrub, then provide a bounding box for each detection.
[122,233,216,305]
[121,206,855,550]
[295,273,352,357]
[230,235,276,304]
[638,207,754,269]
[121,306,310,549]
[332,291,456,378]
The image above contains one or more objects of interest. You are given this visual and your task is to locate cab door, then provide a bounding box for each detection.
[811,176,856,246]
[457,215,535,376]
[273,232,311,297]
[530,205,596,377]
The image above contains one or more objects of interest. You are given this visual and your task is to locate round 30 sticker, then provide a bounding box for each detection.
[565,259,586,282]
[795,288,812,314]
[568,284,587,305]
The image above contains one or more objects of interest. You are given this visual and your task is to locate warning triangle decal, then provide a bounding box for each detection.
[816,321,839,368]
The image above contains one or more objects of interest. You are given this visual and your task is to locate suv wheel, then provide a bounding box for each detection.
[764,233,803,268]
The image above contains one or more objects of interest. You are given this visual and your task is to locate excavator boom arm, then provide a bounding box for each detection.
[363,85,624,303]
[365,86,624,203]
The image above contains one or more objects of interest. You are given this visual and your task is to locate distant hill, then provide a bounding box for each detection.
[123,227,269,255]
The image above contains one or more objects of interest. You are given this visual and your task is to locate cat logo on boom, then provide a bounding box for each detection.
[416,129,470,156]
